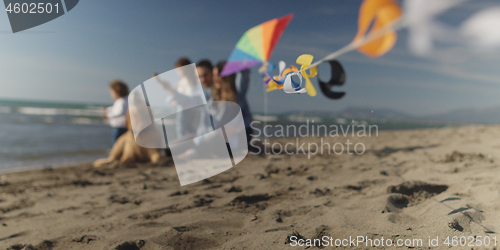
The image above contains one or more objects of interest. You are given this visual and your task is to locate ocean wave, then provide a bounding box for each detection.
[0,149,109,160]
[288,115,324,123]
[253,114,279,122]
[17,107,103,117]
[336,118,347,124]
[71,117,102,125]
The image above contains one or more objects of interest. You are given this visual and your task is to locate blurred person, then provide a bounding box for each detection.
[183,64,242,159]
[153,63,238,157]
[93,113,161,167]
[196,59,214,100]
[175,57,195,96]
[103,80,129,145]
[153,65,207,135]
[157,57,199,139]
[214,61,261,154]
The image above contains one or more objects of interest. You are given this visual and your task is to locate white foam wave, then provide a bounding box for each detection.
[288,115,323,123]
[253,114,278,122]
[336,118,347,124]
[71,118,100,125]
[17,107,103,116]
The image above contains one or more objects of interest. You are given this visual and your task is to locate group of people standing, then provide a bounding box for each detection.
[154,57,258,156]
[102,57,259,158]
[195,58,255,149]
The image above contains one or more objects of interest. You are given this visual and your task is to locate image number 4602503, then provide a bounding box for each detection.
[3,0,79,33]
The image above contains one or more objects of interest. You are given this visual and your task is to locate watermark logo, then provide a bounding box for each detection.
[249,119,378,159]
[128,64,248,186]
[4,0,79,33]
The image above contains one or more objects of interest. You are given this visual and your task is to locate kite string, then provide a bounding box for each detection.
[263,79,268,133]
[298,0,469,73]
[301,17,408,73]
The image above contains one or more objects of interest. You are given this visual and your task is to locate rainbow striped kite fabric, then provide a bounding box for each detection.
[220,14,293,77]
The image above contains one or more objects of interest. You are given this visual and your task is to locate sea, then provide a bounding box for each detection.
[0,99,112,173]
[0,99,454,173]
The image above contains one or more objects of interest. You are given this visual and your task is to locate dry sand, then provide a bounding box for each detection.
[1,125,500,249]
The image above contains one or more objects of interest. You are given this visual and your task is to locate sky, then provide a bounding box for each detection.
[1,0,500,116]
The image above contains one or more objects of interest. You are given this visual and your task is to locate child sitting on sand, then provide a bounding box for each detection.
[103,80,129,144]
[93,112,161,167]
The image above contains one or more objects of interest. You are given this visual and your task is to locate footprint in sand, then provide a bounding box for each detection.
[385,194,410,213]
[385,181,448,212]
[7,240,56,250]
[114,240,145,250]
[229,194,271,213]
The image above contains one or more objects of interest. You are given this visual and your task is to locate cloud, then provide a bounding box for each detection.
[341,46,500,86]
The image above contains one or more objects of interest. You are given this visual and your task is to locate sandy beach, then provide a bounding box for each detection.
[1,125,500,249]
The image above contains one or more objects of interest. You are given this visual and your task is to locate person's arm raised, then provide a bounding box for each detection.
[153,73,175,94]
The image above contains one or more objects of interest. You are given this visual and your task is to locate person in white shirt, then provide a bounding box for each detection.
[102,80,129,145]
[172,57,199,138]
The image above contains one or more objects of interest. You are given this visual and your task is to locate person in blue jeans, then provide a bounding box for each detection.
[214,61,264,154]
[103,80,129,145]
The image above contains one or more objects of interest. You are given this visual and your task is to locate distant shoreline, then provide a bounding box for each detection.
[0,97,112,108]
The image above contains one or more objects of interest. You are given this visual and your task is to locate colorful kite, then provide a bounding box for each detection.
[220,14,294,77]
[250,0,498,100]
[222,0,405,99]
[266,0,403,98]
[318,60,347,100]
[353,0,403,57]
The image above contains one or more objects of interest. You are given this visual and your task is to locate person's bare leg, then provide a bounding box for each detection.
[120,134,138,164]
[147,149,160,163]
[93,134,126,167]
